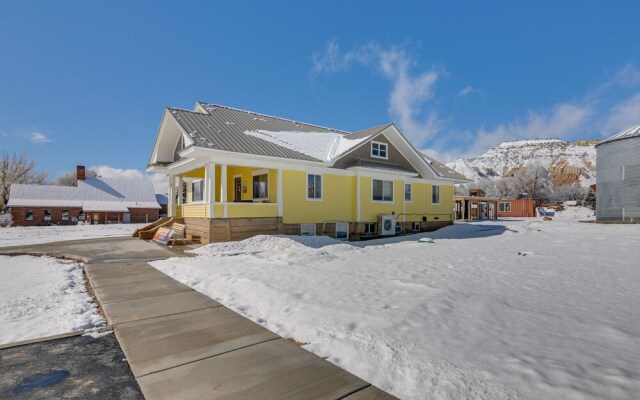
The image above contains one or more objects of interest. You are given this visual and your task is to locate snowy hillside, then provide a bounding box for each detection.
[447,139,598,187]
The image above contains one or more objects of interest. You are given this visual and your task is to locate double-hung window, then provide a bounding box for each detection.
[25,209,33,221]
[44,209,51,221]
[62,210,69,220]
[371,142,388,159]
[307,174,322,200]
[372,179,393,202]
[191,181,203,202]
[404,183,412,201]
[253,174,268,200]
[432,185,440,204]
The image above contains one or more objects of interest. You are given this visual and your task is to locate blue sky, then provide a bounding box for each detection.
[1,1,640,183]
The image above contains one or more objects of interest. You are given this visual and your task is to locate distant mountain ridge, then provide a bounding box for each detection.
[446,139,599,187]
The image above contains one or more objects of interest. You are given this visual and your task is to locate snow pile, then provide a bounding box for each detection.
[244,130,366,162]
[191,234,351,256]
[152,219,640,400]
[553,204,596,221]
[0,223,146,248]
[0,255,104,344]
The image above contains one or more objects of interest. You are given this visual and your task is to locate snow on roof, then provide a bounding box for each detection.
[243,130,368,163]
[8,177,161,211]
[602,123,640,144]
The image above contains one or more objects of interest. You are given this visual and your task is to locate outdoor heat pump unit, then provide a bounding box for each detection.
[378,215,396,236]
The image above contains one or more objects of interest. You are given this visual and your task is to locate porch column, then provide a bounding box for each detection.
[220,164,228,218]
[205,162,216,219]
[177,176,183,206]
[168,175,176,217]
[277,168,283,217]
[356,173,361,222]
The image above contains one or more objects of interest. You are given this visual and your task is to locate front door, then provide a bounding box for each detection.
[234,177,242,202]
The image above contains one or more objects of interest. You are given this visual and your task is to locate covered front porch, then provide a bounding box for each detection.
[169,163,284,220]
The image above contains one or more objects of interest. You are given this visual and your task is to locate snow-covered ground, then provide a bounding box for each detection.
[0,223,145,248]
[151,207,639,400]
[0,255,104,345]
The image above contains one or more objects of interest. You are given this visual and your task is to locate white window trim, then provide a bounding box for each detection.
[364,222,377,235]
[191,179,204,203]
[232,174,243,201]
[43,210,52,221]
[335,222,349,241]
[499,202,512,213]
[300,223,316,236]
[404,183,412,202]
[251,168,269,176]
[251,170,269,201]
[25,210,34,221]
[306,173,323,201]
[61,210,69,221]
[370,141,389,160]
[371,178,394,203]
[431,185,441,205]
[411,221,421,231]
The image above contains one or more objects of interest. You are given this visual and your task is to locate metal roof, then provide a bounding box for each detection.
[600,123,640,145]
[170,108,323,162]
[346,159,417,175]
[168,105,391,163]
[348,123,393,139]
[8,177,161,211]
[421,153,470,180]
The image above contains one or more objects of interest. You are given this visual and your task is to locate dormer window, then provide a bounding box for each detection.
[371,141,388,159]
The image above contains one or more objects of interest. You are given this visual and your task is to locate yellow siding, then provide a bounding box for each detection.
[174,165,454,224]
[181,167,205,179]
[404,182,453,222]
[405,182,429,220]
[226,167,277,202]
[359,176,405,222]
[227,203,278,218]
[282,170,355,224]
[429,184,454,221]
[181,204,207,218]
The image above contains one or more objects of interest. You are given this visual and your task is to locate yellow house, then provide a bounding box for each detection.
[146,102,469,243]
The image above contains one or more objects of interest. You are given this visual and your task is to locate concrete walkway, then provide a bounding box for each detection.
[3,238,397,400]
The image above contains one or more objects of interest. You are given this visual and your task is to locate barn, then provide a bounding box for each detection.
[8,166,161,226]
[596,124,640,222]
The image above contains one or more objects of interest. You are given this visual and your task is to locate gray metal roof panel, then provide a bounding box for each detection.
[169,109,321,162]
[345,159,417,174]
[347,123,393,139]
[197,102,350,134]
[599,123,640,145]
[421,153,469,180]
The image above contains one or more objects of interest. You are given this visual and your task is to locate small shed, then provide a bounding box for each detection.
[455,196,540,220]
[454,196,499,221]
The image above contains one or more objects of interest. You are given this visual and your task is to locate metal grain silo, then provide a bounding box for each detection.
[596,124,640,222]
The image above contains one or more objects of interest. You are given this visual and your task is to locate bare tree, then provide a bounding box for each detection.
[554,183,590,205]
[55,169,97,186]
[511,162,552,200]
[0,152,48,210]
[454,184,470,196]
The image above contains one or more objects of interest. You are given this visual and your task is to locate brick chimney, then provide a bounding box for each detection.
[76,165,86,181]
